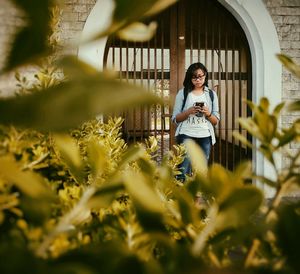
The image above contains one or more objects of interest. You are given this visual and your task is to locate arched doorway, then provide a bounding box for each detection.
[103,0,252,170]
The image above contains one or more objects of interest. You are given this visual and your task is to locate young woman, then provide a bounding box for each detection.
[172,62,220,182]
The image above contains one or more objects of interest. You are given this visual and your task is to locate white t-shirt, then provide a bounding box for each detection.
[179,92,210,138]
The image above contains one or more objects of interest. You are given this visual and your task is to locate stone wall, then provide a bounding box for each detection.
[0,0,25,96]
[60,0,97,55]
[264,0,300,167]
[0,0,97,96]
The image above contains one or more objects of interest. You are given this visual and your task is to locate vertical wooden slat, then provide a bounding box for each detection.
[140,42,145,139]
[217,10,222,164]
[210,3,216,164]
[211,2,215,88]
[112,37,115,70]
[190,4,193,65]
[177,1,186,89]
[119,40,123,80]
[197,3,201,62]
[225,17,229,169]
[133,43,137,141]
[161,17,165,159]
[147,40,151,138]
[169,5,177,148]
[204,0,208,66]
[232,28,236,170]
[238,40,243,162]
[154,33,158,139]
[246,45,253,161]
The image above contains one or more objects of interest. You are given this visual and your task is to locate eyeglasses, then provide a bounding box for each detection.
[192,74,206,81]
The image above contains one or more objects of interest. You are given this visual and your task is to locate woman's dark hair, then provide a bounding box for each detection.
[183,62,208,91]
[181,63,208,111]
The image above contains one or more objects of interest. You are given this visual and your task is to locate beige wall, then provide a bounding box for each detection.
[0,0,25,96]
[264,0,300,167]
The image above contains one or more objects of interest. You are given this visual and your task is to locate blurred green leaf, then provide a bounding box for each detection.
[273,102,285,118]
[3,0,53,71]
[53,134,85,184]
[253,99,277,142]
[277,54,300,78]
[276,202,300,273]
[137,158,156,176]
[123,170,167,231]
[232,131,253,149]
[87,182,124,209]
[215,187,263,231]
[252,175,278,188]
[259,143,275,165]
[50,242,162,274]
[118,146,146,167]
[117,21,158,42]
[0,242,47,274]
[0,155,52,198]
[144,0,178,17]
[231,161,252,183]
[0,60,161,131]
[207,164,236,203]
[123,171,164,215]
[20,194,53,225]
[258,97,270,113]
[173,188,199,225]
[288,100,300,112]
[277,126,298,148]
[90,0,177,41]
[185,139,208,175]
[238,118,264,141]
[86,140,108,180]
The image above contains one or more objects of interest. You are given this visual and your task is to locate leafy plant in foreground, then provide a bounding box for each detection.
[0,0,299,274]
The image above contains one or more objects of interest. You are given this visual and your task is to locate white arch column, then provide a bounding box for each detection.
[218,0,281,197]
[78,0,282,197]
[78,0,114,70]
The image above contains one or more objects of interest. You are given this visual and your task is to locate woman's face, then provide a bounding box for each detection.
[191,69,206,89]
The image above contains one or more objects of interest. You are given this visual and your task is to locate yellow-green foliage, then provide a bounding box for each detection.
[0,1,300,274]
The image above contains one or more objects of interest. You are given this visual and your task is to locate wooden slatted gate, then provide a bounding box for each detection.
[104,0,252,170]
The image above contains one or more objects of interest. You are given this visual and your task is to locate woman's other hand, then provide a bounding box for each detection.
[200,105,210,117]
[188,106,201,115]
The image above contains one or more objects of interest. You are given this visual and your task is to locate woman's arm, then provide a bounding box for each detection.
[175,106,200,123]
[200,106,219,126]
[208,90,220,125]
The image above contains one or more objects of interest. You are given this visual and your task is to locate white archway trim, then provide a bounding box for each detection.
[218,0,281,108]
[218,0,281,197]
[78,0,114,70]
[79,0,282,197]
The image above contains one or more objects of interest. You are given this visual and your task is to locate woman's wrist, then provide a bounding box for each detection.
[206,112,212,118]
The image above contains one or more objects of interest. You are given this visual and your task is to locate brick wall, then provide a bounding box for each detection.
[0,0,97,96]
[263,0,300,168]
[60,0,97,55]
[0,0,25,96]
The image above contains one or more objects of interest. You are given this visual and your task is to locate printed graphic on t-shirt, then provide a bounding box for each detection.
[186,115,207,125]
[179,92,210,138]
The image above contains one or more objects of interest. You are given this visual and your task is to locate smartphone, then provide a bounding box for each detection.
[195,102,204,108]
[194,102,204,117]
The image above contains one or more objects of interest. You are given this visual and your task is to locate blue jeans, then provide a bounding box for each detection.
[176,134,212,182]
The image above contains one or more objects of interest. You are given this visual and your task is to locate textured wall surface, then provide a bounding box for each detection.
[0,0,25,96]
[264,0,300,168]
[60,0,97,55]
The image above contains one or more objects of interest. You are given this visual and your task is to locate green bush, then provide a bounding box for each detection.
[0,1,299,274]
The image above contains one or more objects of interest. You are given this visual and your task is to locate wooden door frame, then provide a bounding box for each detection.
[169,1,186,146]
